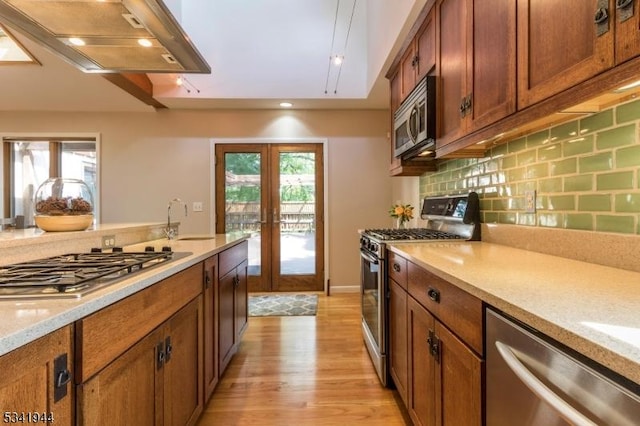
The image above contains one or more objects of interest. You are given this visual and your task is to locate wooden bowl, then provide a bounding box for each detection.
[35,214,94,232]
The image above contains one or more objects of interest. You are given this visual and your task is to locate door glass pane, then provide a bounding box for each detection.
[224,153,262,276]
[279,152,315,275]
[11,142,49,226]
[61,142,97,205]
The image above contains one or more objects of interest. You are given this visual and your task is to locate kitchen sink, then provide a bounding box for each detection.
[178,236,216,241]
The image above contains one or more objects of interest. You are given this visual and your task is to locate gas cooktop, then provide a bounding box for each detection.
[363,228,465,241]
[0,248,191,299]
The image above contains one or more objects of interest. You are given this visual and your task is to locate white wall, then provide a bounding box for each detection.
[0,108,392,290]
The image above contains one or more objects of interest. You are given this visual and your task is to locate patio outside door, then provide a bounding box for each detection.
[215,143,324,292]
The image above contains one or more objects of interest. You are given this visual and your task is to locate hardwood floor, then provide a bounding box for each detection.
[197,292,410,426]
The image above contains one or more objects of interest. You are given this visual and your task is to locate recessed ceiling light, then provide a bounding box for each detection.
[68,37,85,46]
[137,38,152,47]
[280,102,293,108]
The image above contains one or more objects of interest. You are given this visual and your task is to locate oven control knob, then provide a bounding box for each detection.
[370,243,378,253]
[161,246,172,252]
[112,247,123,252]
[90,247,102,253]
[144,246,155,252]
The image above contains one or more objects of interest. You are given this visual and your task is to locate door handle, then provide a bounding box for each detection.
[495,341,597,426]
[273,208,281,224]
[254,208,267,225]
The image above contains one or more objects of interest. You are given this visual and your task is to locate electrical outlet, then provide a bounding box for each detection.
[524,190,536,213]
[101,235,116,249]
[193,202,203,212]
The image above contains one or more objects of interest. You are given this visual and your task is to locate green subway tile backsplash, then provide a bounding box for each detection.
[420,98,640,235]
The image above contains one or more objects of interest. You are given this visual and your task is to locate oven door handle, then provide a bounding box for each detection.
[495,341,597,426]
[360,249,379,265]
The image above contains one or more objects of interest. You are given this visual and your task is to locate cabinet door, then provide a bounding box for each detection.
[616,0,640,63]
[415,8,436,82]
[235,260,249,340]
[218,269,236,374]
[0,326,73,426]
[437,0,471,148]
[203,255,219,401]
[517,0,614,108]
[389,279,408,405]
[407,297,436,426]
[79,328,162,426]
[434,322,482,426]
[400,44,417,100]
[468,0,516,132]
[163,297,203,426]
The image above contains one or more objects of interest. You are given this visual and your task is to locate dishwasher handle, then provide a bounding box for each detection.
[495,341,597,426]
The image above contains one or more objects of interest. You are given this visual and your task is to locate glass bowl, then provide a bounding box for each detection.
[34,178,94,231]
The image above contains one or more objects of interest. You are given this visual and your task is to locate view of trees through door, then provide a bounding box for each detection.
[215,143,324,293]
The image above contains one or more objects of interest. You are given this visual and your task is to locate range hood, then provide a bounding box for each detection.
[0,0,210,73]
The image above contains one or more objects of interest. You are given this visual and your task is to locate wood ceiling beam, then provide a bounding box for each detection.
[102,73,167,109]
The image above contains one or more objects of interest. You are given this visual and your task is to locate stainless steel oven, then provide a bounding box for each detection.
[360,237,387,385]
[359,192,481,387]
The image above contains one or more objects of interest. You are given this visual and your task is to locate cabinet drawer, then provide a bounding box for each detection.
[407,261,483,355]
[219,240,248,278]
[76,263,202,382]
[388,251,408,290]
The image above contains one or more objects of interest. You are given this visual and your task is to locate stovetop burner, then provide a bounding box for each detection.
[363,228,464,241]
[0,250,189,299]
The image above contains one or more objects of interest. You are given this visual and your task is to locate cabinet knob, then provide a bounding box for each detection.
[157,342,165,369]
[427,287,440,303]
[165,336,173,363]
[393,263,401,273]
[205,271,211,288]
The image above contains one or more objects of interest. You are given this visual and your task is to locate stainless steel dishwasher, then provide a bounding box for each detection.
[486,308,640,426]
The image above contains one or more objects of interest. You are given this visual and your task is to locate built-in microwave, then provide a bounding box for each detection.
[393,75,436,159]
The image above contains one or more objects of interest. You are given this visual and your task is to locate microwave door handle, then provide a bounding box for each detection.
[408,104,419,142]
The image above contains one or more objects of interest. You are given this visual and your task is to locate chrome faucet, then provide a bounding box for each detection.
[166,198,187,240]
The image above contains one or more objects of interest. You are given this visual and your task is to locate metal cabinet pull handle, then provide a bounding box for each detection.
[157,342,165,369]
[393,263,401,273]
[165,337,173,363]
[495,341,597,426]
[427,287,440,303]
[617,0,633,9]
[55,369,71,388]
[594,7,609,24]
[205,271,211,288]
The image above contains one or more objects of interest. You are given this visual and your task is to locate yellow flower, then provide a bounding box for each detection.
[394,206,404,215]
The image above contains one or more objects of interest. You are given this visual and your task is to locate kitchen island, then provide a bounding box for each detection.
[0,224,249,426]
[388,241,640,386]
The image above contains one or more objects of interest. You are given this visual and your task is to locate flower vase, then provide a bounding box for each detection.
[396,218,406,229]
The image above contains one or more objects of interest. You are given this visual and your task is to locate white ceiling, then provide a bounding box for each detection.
[0,0,424,112]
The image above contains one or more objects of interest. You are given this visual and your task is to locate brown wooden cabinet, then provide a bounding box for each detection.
[616,0,640,63]
[218,241,249,375]
[79,297,203,426]
[437,0,516,149]
[517,0,614,109]
[0,325,74,426]
[389,278,408,405]
[76,264,204,426]
[387,6,438,177]
[388,252,483,426]
[203,254,219,401]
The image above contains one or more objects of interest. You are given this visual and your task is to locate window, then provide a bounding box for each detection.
[2,137,98,227]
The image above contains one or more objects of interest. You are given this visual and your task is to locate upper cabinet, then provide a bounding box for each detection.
[387,0,640,161]
[437,0,516,149]
[400,9,436,101]
[517,0,614,109]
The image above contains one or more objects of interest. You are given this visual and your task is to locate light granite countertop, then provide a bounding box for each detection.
[388,241,640,385]
[0,232,248,357]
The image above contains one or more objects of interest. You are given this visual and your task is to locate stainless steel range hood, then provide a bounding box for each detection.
[0,0,211,73]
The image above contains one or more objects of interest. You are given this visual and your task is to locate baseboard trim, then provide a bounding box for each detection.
[329,285,360,294]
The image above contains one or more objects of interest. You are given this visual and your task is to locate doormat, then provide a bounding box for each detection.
[248,294,318,317]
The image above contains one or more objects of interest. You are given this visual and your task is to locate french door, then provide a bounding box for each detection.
[215,143,324,292]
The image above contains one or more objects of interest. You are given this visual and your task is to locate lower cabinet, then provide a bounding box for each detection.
[76,264,204,426]
[218,240,249,375]
[78,297,203,426]
[203,254,219,401]
[389,252,483,426]
[0,325,74,426]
